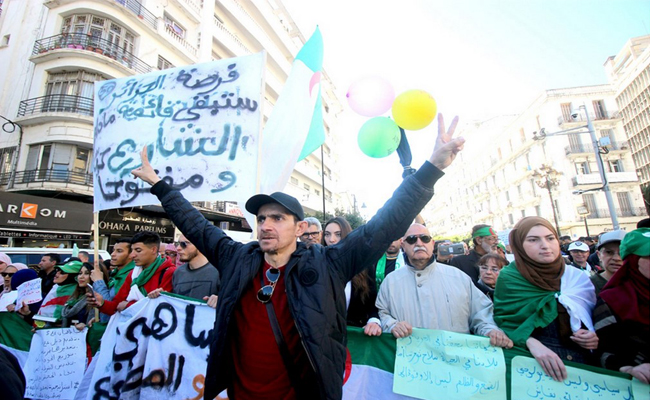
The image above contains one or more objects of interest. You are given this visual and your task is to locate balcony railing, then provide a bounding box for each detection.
[572,171,638,186]
[5,169,93,187]
[163,24,198,57]
[565,141,628,155]
[33,33,152,75]
[585,207,646,219]
[113,0,157,30]
[18,94,93,117]
[557,111,620,125]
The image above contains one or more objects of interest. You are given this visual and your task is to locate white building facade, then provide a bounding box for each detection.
[0,0,344,247]
[424,84,646,239]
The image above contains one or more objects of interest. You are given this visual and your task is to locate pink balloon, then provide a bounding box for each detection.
[346,76,395,117]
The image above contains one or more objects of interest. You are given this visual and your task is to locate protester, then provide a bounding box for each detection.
[449,224,498,284]
[78,251,90,264]
[0,347,26,400]
[375,238,404,288]
[89,232,175,315]
[129,113,464,399]
[593,228,649,383]
[39,253,60,297]
[61,263,98,329]
[4,268,40,325]
[0,252,11,293]
[149,234,220,308]
[164,243,178,264]
[300,217,322,248]
[37,260,82,325]
[323,217,381,336]
[590,230,626,295]
[433,240,453,264]
[91,238,135,303]
[559,236,572,255]
[477,253,508,299]
[377,223,512,348]
[493,217,598,382]
[568,241,595,275]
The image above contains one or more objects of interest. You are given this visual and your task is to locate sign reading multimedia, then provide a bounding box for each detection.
[98,209,174,236]
[0,192,92,233]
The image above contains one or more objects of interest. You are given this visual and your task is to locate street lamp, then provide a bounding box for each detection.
[532,104,620,229]
[532,164,563,236]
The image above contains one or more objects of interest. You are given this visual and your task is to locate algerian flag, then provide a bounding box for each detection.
[35,283,76,322]
[0,312,34,367]
[343,327,416,399]
[259,27,324,194]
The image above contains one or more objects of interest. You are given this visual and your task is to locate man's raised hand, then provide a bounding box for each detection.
[131,146,161,186]
[429,113,464,170]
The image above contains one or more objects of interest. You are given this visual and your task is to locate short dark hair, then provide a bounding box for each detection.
[478,253,508,269]
[131,232,161,251]
[78,250,90,258]
[559,235,571,241]
[44,253,61,264]
[114,237,132,249]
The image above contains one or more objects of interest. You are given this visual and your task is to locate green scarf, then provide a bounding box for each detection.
[109,261,135,292]
[131,256,165,296]
[493,261,559,347]
[375,253,402,287]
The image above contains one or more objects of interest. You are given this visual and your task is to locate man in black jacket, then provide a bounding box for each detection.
[131,114,464,400]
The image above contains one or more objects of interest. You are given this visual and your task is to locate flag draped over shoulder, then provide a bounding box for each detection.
[36,283,76,321]
[0,312,34,367]
[259,27,324,195]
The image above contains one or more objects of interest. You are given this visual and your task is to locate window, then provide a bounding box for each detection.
[608,159,623,172]
[519,128,526,143]
[568,133,583,152]
[582,194,597,218]
[303,183,310,191]
[290,177,298,185]
[157,55,175,70]
[535,205,541,217]
[24,143,93,183]
[593,100,607,120]
[0,147,15,178]
[575,162,590,175]
[62,14,136,56]
[315,189,320,196]
[560,103,573,122]
[164,14,185,38]
[616,192,632,215]
[43,71,106,115]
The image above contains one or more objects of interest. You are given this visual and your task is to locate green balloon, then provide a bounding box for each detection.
[357,117,400,158]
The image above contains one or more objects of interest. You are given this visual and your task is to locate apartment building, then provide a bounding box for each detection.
[424,84,646,239]
[605,34,650,214]
[0,0,343,248]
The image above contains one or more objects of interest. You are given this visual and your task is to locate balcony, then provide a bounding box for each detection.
[16,94,93,126]
[585,207,646,219]
[2,169,93,190]
[572,171,638,186]
[32,33,152,75]
[163,24,198,57]
[213,16,250,56]
[557,110,620,126]
[113,0,157,30]
[565,141,628,155]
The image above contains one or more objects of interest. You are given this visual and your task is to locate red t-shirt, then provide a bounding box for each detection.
[230,261,312,399]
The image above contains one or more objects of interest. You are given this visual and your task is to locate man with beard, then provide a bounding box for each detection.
[449,224,499,284]
[376,224,511,348]
[375,238,405,288]
[149,234,220,307]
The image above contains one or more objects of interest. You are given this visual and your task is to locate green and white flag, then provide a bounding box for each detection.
[0,311,34,367]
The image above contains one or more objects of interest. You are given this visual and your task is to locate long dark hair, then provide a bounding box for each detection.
[323,217,371,302]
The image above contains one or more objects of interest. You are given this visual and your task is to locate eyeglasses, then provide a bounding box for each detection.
[302,231,320,238]
[479,265,501,273]
[257,267,281,303]
[178,241,190,249]
[1,272,15,278]
[404,234,433,245]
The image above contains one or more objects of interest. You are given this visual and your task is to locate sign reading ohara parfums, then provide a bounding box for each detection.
[93,53,265,212]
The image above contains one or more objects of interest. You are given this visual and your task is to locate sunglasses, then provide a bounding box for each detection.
[178,241,190,249]
[302,231,320,238]
[404,234,433,245]
[257,267,281,303]
[1,272,15,278]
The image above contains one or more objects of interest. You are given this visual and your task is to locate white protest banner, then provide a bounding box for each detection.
[0,290,17,311]
[93,52,265,212]
[87,294,214,400]
[511,356,633,400]
[393,328,506,400]
[16,277,43,306]
[24,327,88,400]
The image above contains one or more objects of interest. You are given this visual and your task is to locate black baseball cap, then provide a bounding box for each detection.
[245,192,304,221]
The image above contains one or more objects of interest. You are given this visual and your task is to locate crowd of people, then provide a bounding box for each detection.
[0,115,648,399]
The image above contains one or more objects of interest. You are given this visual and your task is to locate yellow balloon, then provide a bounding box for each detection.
[391,90,437,131]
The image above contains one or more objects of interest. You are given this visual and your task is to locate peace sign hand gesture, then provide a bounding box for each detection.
[131,146,161,186]
[429,113,464,170]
